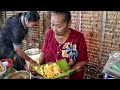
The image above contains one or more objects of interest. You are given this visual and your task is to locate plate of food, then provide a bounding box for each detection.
[29,59,73,79]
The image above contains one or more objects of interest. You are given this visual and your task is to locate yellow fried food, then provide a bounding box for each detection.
[42,63,65,79]
[31,62,65,79]
[29,62,39,72]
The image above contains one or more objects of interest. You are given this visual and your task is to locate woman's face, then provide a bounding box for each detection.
[51,13,70,36]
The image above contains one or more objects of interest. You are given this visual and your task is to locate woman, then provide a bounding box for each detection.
[39,11,88,79]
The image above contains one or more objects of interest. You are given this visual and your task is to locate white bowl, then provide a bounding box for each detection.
[0,62,6,78]
[24,48,41,66]
[24,48,40,55]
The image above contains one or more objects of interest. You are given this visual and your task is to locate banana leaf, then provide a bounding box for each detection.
[33,59,73,79]
[53,70,73,79]
[55,59,70,72]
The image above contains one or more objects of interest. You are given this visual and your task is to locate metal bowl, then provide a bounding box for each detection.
[31,76,43,79]
[8,70,31,79]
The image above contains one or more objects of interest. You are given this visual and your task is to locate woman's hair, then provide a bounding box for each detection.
[51,11,71,23]
[24,11,40,22]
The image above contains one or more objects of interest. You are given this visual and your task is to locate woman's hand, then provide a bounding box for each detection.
[71,63,80,71]
[64,75,70,79]
[70,61,86,71]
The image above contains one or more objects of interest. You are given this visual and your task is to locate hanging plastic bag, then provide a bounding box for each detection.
[102,51,120,77]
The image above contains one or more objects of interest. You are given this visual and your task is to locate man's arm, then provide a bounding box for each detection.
[13,44,35,62]
[9,24,36,62]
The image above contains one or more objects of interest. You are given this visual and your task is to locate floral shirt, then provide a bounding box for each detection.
[41,28,88,79]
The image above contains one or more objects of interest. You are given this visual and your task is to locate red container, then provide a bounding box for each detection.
[0,58,13,68]
[0,58,13,75]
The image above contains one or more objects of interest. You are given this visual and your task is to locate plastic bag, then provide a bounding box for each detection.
[102,51,120,77]
[110,61,120,72]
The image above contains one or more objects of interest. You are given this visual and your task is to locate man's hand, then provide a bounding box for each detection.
[28,40,39,48]
[25,60,38,72]
[25,34,38,48]
[28,40,35,47]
